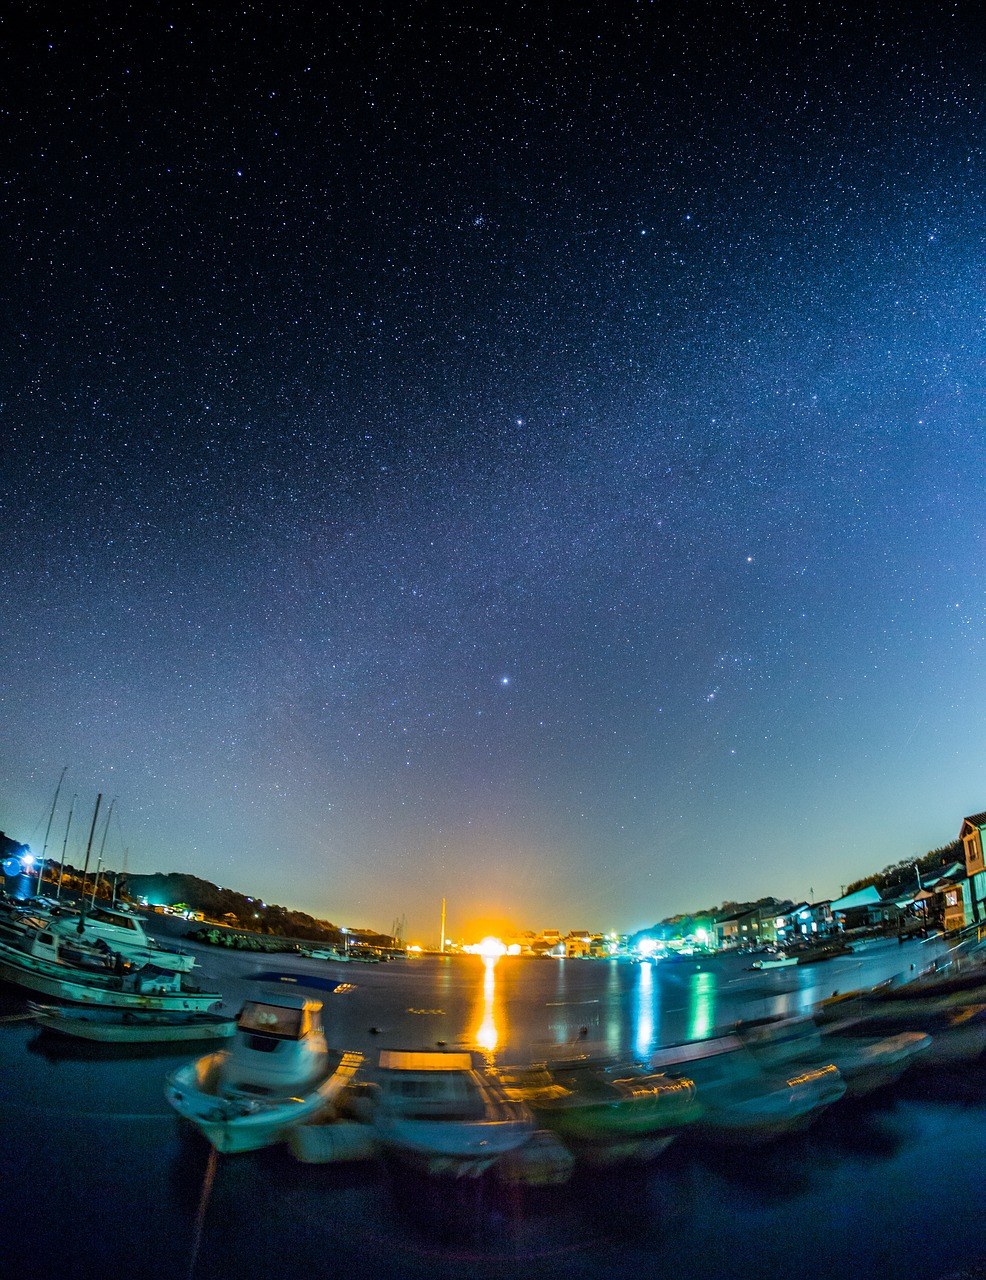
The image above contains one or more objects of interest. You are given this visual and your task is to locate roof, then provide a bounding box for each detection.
[961,812,986,831]
[830,886,883,912]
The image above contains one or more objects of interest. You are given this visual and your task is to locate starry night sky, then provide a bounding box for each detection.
[1,3,982,940]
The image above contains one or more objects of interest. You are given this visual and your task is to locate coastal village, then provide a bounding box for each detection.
[0,796,986,1198]
[1,808,984,959]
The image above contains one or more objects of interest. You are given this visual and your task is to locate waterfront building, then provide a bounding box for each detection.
[960,812,986,924]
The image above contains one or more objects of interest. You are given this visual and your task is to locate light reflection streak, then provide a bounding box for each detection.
[473,956,500,1060]
[605,958,621,1054]
[634,960,656,1059]
[688,970,716,1040]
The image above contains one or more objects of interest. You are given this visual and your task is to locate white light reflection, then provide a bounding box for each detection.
[634,960,657,1060]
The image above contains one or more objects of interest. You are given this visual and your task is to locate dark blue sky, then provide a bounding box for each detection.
[1,3,982,941]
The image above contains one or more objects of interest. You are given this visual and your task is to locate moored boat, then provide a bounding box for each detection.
[735,1014,930,1098]
[165,978,362,1153]
[0,928,220,1012]
[370,1048,535,1177]
[29,1002,235,1044]
[751,952,798,970]
[499,1054,700,1163]
[49,905,196,974]
[650,1034,847,1143]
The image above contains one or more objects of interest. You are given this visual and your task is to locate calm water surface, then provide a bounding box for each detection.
[2,936,984,1280]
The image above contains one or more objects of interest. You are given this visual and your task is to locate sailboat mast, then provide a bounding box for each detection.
[35,765,68,896]
[89,798,116,909]
[56,795,77,902]
[76,794,102,933]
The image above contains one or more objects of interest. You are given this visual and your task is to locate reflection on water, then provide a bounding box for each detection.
[688,969,716,1040]
[604,959,622,1055]
[634,960,656,1059]
[473,956,500,1058]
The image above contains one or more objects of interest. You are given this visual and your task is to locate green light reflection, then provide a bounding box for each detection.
[688,969,716,1041]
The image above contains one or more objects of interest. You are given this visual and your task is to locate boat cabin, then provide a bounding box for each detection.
[375,1050,486,1120]
[224,994,328,1096]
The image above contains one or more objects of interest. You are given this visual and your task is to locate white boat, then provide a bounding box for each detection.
[49,906,196,974]
[165,984,362,1153]
[650,1034,846,1143]
[0,926,221,1012]
[751,951,798,969]
[29,1002,236,1044]
[300,947,351,963]
[370,1049,535,1177]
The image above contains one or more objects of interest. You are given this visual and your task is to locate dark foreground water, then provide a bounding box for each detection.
[2,935,985,1280]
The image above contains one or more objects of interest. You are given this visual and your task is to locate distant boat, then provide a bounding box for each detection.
[751,952,798,969]
[29,1002,235,1044]
[165,983,362,1153]
[300,946,351,963]
[370,1048,535,1177]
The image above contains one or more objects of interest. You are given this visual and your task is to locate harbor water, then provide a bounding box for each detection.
[2,935,985,1280]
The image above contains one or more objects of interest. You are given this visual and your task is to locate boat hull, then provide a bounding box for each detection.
[30,1004,235,1043]
[374,1114,533,1176]
[0,943,220,1012]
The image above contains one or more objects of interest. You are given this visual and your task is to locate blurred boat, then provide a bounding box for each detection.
[29,1001,235,1044]
[820,1003,986,1066]
[735,1014,930,1098]
[370,1048,534,1177]
[499,1052,700,1163]
[650,1034,846,1143]
[166,978,362,1153]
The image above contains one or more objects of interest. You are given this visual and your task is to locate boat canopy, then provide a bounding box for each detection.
[249,970,347,993]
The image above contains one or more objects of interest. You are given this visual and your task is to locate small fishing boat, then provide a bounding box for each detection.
[650,1034,846,1143]
[0,928,220,1012]
[29,1002,235,1044]
[499,1054,700,1163]
[735,1014,930,1098]
[370,1049,535,1177]
[49,905,196,974]
[165,976,362,1153]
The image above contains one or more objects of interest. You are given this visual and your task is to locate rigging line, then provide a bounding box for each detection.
[186,1146,219,1280]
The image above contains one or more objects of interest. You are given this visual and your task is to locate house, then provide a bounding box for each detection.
[931,863,972,933]
[714,905,778,948]
[960,813,986,923]
[830,885,885,931]
[775,901,835,944]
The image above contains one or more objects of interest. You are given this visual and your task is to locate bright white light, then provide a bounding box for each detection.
[637,937,658,957]
[477,936,507,961]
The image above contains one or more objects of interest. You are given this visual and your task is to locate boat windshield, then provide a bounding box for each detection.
[237,1002,304,1039]
[90,909,141,930]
